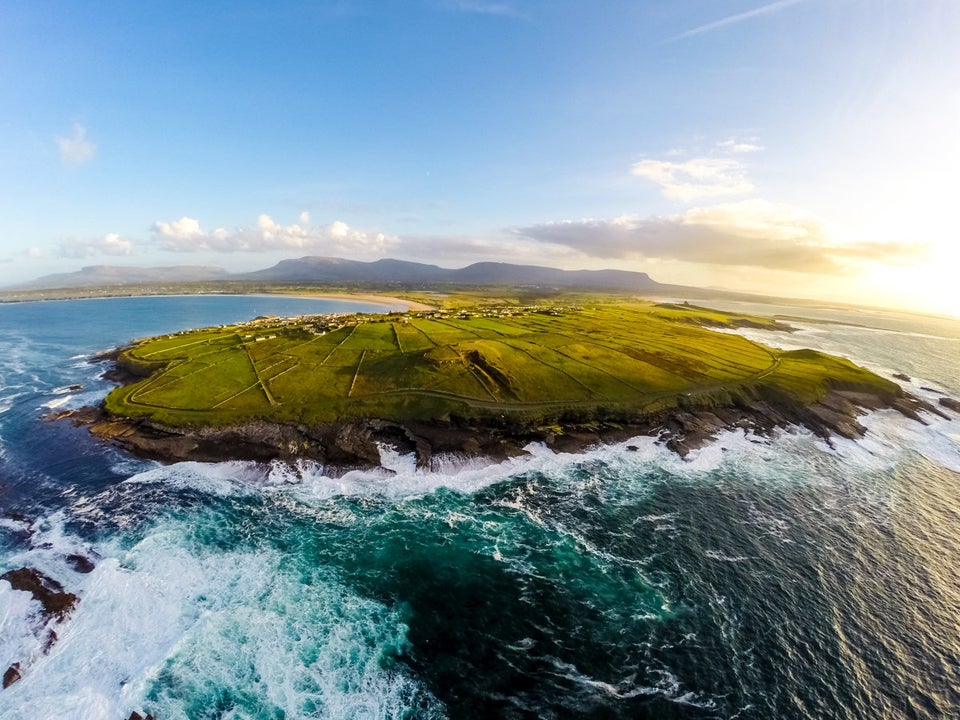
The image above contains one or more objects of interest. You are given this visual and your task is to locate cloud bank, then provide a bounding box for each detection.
[152,214,395,255]
[513,199,924,275]
[59,233,133,258]
[632,137,762,201]
[631,157,754,201]
[56,124,97,166]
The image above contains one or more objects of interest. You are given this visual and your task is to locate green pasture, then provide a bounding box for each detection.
[102,302,896,427]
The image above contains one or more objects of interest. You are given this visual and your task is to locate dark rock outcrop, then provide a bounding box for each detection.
[940,397,960,414]
[3,663,21,688]
[71,381,945,468]
[66,553,96,574]
[1,566,84,692]
[1,567,77,619]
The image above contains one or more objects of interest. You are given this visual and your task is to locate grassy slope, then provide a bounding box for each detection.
[102,301,898,429]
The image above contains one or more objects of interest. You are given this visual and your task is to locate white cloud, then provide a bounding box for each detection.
[329,220,350,238]
[441,1,520,17]
[717,138,764,153]
[59,233,134,258]
[152,214,395,255]
[153,217,205,241]
[55,124,97,166]
[631,157,754,201]
[513,199,926,275]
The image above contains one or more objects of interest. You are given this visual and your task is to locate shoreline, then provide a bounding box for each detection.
[0,288,436,312]
[61,384,948,473]
[276,291,435,311]
[59,301,955,473]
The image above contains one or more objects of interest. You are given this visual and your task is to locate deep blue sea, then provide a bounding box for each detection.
[0,295,958,720]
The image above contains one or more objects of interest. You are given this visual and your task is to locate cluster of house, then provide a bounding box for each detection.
[401,304,581,322]
[177,304,586,345]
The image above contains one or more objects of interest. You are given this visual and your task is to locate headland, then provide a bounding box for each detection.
[64,300,945,470]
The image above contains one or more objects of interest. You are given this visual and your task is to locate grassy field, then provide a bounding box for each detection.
[102,301,898,428]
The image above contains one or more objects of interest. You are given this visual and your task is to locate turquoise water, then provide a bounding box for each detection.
[1,297,959,719]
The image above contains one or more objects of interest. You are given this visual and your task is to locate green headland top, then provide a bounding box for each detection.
[102,301,898,430]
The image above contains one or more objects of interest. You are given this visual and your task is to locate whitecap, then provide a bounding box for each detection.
[0,511,444,720]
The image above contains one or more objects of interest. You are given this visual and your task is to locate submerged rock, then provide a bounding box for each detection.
[66,553,96,573]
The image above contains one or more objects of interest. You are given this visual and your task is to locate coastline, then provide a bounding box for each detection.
[62,382,948,473]
[276,291,435,311]
[57,299,955,473]
[0,288,436,312]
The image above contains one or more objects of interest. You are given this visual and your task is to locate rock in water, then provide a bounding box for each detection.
[3,663,21,688]
[66,553,96,573]
[939,397,960,414]
[1,567,78,619]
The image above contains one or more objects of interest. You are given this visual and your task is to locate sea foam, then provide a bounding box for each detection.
[0,510,443,720]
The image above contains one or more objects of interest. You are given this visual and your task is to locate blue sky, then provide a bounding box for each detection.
[2,1,958,315]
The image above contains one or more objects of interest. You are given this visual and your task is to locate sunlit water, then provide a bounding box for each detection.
[1,296,958,719]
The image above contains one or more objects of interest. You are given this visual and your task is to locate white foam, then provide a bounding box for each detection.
[123,461,266,498]
[858,409,960,473]
[0,511,443,720]
[544,656,716,709]
[0,582,49,676]
[704,550,752,563]
[107,401,959,514]
[41,395,73,409]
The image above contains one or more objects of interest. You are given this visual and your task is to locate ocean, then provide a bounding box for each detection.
[0,295,958,719]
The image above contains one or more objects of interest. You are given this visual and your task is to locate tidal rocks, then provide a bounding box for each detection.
[939,397,960,414]
[66,553,96,573]
[3,663,21,688]
[1,567,78,619]
[1,565,84,691]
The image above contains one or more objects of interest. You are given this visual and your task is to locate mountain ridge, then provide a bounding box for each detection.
[13,256,664,292]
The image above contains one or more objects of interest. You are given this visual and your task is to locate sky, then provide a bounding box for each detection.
[1,0,958,316]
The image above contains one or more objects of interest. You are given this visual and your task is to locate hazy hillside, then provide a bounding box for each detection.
[239,257,664,291]
[13,257,664,293]
[15,264,230,289]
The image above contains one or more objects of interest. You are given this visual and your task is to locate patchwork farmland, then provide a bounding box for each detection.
[103,302,897,428]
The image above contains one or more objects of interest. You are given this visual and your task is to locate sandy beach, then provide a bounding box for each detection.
[282,291,436,311]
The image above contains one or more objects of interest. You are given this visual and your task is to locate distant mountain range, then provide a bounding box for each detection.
[14,264,231,289]
[12,257,667,293]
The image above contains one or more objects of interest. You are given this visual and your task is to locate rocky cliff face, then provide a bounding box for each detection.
[60,381,945,472]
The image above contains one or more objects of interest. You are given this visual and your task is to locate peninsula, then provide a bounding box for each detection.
[77,301,939,468]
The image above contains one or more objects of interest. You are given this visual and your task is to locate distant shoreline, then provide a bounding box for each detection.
[0,288,435,312]
[280,291,435,311]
